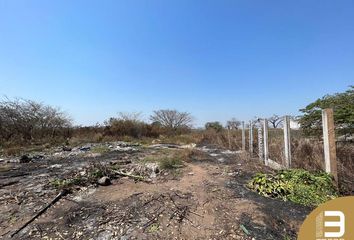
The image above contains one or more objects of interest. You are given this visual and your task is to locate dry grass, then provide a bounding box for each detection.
[197,128,353,195]
[265,130,353,195]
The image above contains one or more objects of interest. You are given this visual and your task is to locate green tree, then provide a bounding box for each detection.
[299,86,354,136]
[205,121,223,132]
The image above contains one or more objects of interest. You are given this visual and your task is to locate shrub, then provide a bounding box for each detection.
[143,154,184,170]
[159,157,184,170]
[0,97,72,146]
[205,122,223,132]
[248,169,337,207]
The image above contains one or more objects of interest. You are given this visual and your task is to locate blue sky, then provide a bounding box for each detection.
[0,0,353,127]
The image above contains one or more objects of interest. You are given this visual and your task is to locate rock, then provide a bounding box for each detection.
[98,176,111,186]
[62,146,72,151]
[97,230,113,240]
[19,155,31,163]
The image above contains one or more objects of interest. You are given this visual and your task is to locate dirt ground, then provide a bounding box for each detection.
[0,143,311,240]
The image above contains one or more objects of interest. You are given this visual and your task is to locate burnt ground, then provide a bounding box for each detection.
[0,143,311,240]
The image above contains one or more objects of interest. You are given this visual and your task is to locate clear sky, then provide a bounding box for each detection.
[0,0,353,127]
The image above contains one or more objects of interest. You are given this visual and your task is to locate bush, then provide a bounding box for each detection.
[103,112,166,139]
[143,154,185,170]
[0,98,72,146]
[205,122,223,132]
[159,157,184,170]
[248,169,337,207]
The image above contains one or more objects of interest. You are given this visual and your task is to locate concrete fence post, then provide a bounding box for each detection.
[258,127,263,161]
[283,116,292,168]
[227,126,231,149]
[242,121,246,151]
[263,119,269,165]
[249,120,253,155]
[322,108,338,183]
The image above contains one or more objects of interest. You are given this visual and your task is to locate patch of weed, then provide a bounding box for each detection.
[148,223,160,233]
[248,169,337,207]
[142,155,184,170]
[91,145,110,154]
[50,177,83,190]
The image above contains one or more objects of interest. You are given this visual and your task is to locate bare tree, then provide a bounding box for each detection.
[0,97,72,143]
[117,112,142,122]
[150,109,193,130]
[268,114,283,128]
[226,118,241,130]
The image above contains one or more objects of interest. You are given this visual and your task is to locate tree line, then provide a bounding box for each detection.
[1,86,352,147]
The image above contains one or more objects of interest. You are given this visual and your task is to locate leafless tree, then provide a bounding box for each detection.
[0,97,72,143]
[150,109,193,130]
[268,114,283,128]
[226,118,241,130]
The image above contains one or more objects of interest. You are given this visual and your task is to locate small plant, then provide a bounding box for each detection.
[159,157,183,170]
[148,223,160,233]
[86,162,114,182]
[248,169,337,207]
[142,154,184,170]
[50,177,83,190]
[91,145,110,154]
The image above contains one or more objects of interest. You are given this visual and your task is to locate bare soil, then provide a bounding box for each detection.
[0,144,311,240]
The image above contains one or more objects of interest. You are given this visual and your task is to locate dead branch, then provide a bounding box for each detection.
[113,170,151,182]
[143,209,165,230]
[10,189,68,238]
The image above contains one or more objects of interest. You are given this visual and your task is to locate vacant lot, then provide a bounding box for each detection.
[1,142,311,240]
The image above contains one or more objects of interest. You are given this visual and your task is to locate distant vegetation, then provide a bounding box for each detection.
[205,121,223,132]
[0,98,72,146]
[0,99,193,149]
[299,86,354,137]
[0,86,353,157]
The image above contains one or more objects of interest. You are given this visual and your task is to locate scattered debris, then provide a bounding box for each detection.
[0,141,311,239]
[113,170,151,182]
[240,224,250,236]
[50,164,62,169]
[80,146,91,152]
[149,143,180,149]
[149,143,196,150]
[10,189,69,238]
[180,143,197,149]
[144,163,160,178]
